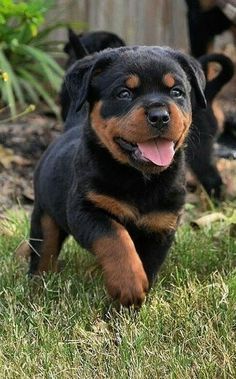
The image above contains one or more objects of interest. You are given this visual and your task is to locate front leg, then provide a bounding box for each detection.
[130,210,181,284]
[68,208,148,306]
[133,230,175,285]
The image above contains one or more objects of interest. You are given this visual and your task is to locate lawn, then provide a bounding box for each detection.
[0,204,236,379]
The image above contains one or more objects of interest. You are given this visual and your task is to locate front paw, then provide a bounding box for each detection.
[104,259,149,307]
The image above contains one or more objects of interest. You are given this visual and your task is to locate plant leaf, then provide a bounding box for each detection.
[0,50,16,116]
[20,44,64,77]
[18,77,39,104]
[18,67,59,116]
[0,48,26,106]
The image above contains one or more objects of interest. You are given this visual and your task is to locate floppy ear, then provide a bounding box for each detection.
[174,52,207,109]
[68,28,88,59]
[65,53,114,112]
[198,53,234,103]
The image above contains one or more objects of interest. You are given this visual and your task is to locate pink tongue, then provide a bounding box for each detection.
[137,138,175,166]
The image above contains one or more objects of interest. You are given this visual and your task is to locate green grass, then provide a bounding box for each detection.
[0,207,236,379]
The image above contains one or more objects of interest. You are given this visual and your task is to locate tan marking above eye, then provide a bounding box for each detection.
[92,220,148,307]
[36,214,61,274]
[163,73,175,88]
[125,75,140,89]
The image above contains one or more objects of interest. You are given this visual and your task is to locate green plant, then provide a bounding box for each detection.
[0,0,64,117]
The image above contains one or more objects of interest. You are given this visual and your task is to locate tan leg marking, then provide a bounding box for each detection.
[92,220,148,306]
[36,214,61,274]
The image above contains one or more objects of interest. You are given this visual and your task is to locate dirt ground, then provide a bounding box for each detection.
[0,114,61,215]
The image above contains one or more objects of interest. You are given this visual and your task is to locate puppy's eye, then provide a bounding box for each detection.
[117,89,132,99]
[170,88,185,98]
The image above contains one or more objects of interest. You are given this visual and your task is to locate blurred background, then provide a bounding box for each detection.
[47,0,235,54]
[48,0,189,49]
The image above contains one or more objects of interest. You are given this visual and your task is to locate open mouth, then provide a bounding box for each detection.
[116,137,175,167]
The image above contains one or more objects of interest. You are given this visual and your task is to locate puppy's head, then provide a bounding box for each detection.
[64,29,125,67]
[66,46,206,174]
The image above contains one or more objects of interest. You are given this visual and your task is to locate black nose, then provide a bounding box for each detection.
[147,108,170,128]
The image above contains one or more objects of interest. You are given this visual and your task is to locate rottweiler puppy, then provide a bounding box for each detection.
[29,46,206,306]
[186,53,234,198]
[64,28,125,68]
[60,30,234,199]
[61,29,125,122]
[218,114,236,155]
[185,0,235,57]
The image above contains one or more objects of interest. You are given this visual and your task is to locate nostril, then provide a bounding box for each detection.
[162,113,170,124]
[148,112,159,124]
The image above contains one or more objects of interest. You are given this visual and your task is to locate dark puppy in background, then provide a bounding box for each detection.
[185,0,236,179]
[185,0,236,57]
[186,53,234,198]
[61,29,125,122]
[29,46,206,306]
[60,29,234,199]
[64,28,125,68]
[217,114,236,156]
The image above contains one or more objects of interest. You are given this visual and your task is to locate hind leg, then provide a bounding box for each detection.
[29,207,67,275]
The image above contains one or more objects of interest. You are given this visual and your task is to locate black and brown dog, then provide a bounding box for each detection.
[64,28,125,68]
[186,52,234,198]
[29,46,206,306]
[185,0,236,57]
[60,29,234,199]
[61,29,125,121]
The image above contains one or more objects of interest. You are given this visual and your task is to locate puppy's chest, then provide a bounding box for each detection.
[87,188,182,234]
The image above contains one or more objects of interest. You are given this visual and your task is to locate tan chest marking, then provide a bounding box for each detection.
[137,212,179,232]
[87,192,138,222]
[87,191,180,232]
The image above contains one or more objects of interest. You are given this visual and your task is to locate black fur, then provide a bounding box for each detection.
[64,29,125,67]
[217,113,236,155]
[60,29,234,199]
[186,53,234,198]
[29,46,206,306]
[199,53,235,102]
[185,0,233,57]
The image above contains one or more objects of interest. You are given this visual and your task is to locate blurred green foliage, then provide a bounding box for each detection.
[0,0,64,117]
